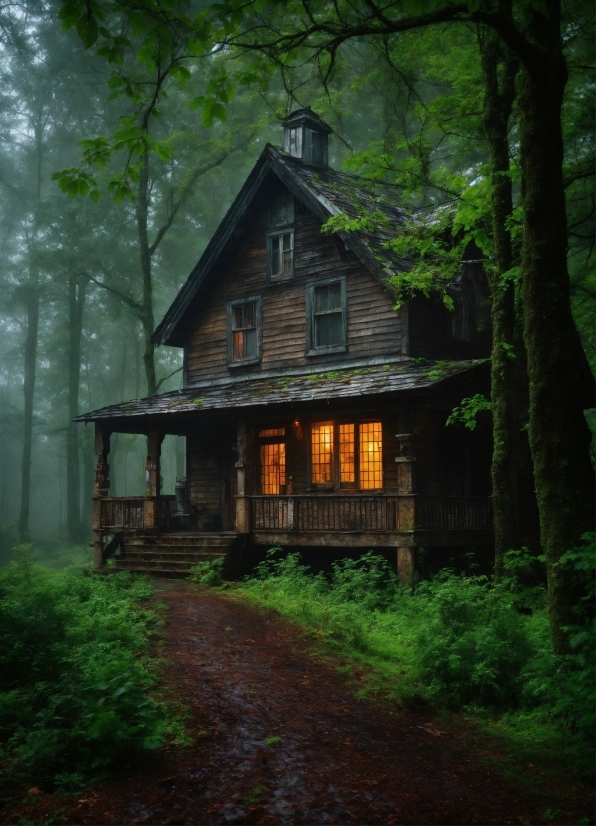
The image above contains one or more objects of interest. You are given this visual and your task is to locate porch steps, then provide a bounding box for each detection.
[110,532,238,577]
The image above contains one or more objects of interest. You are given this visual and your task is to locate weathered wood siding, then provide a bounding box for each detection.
[185,184,403,385]
[187,421,235,530]
[408,263,491,361]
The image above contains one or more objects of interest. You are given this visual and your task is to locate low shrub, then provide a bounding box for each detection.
[190,557,227,586]
[237,543,595,763]
[0,553,181,789]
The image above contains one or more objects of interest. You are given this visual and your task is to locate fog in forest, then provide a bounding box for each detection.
[0,0,592,553]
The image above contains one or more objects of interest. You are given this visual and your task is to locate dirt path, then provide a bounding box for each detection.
[4,582,592,825]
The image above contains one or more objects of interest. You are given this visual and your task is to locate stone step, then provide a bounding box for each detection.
[115,557,222,570]
[120,550,225,563]
[126,533,236,548]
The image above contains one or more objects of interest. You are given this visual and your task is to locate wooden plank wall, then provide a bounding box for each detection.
[408,293,491,360]
[185,183,404,385]
[187,422,235,530]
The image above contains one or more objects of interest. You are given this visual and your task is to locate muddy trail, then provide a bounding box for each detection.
[4,582,592,825]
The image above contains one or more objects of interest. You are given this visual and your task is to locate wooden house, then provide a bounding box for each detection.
[75,109,494,583]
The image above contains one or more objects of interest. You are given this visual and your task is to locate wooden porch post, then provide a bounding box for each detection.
[92,425,110,570]
[395,430,416,585]
[397,545,416,589]
[235,421,250,533]
[144,427,161,528]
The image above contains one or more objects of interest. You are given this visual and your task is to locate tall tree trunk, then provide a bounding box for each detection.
[136,153,157,396]
[66,273,87,541]
[18,287,39,541]
[518,3,595,654]
[481,29,521,578]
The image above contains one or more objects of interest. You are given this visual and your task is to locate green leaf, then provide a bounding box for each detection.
[75,14,99,49]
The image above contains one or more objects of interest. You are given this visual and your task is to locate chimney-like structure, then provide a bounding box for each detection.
[283,108,332,167]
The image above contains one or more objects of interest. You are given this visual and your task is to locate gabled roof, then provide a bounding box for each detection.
[73,359,487,424]
[152,144,409,347]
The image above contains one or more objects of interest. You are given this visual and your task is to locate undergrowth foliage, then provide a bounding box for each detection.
[0,551,182,792]
[237,543,595,765]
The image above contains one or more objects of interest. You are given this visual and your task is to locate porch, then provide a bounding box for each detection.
[94,490,492,575]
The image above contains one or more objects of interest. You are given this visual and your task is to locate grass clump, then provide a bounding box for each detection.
[0,549,183,792]
[235,542,595,772]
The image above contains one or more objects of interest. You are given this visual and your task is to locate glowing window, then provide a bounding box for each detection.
[260,442,286,495]
[311,423,333,485]
[310,421,383,490]
[359,422,383,490]
[259,428,285,437]
[339,424,355,486]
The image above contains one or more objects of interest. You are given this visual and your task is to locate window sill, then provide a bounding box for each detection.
[306,344,347,357]
[228,357,261,369]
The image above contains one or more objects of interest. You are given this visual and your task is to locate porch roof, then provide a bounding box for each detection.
[74,359,487,424]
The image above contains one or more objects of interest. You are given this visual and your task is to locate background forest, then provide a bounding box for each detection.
[0,0,594,804]
[0,0,593,557]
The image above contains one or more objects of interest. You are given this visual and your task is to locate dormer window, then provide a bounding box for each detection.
[227,296,262,366]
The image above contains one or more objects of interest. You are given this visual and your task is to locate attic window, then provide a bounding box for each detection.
[268,231,294,279]
[227,296,262,366]
[270,190,294,227]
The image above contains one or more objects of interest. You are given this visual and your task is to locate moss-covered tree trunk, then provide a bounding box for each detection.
[518,5,595,654]
[481,30,521,578]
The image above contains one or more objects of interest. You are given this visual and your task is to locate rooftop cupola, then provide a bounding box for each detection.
[283,108,332,167]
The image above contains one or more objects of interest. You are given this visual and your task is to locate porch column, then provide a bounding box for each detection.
[235,421,250,533]
[92,425,111,570]
[395,433,415,494]
[395,432,416,586]
[397,545,416,589]
[144,427,161,528]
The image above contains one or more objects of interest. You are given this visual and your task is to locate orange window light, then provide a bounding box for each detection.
[311,423,333,484]
[339,423,355,485]
[260,442,286,494]
[359,422,383,490]
[259,428,285,437]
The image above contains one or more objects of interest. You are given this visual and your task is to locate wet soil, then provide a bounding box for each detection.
[3,582,593,825]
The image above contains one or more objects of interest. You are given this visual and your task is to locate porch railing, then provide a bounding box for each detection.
[98,495,177,530]
[416,495,492,531]
[251,494,414,532]
[250,494,492,533]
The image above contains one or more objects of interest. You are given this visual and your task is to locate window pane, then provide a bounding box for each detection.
[359,422,383,490]
[259,428,285,437]
[315,312,343,347]
[232,330,244,360]
[282,233,291,251]
[261,442,286,495]
[311,424,333,485]
[271,236,280,275]
[315,283,341,312]
[244,328,257,358]
[244,301,255,328]
[339,424,355,485]
[233,305,244,330]
[282,247,293,274]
